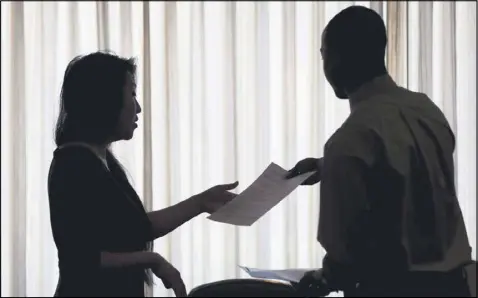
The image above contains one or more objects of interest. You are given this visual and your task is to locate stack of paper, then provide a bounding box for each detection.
[239,266,311,283]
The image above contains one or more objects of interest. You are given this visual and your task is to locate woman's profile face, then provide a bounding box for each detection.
[114,72,141,141]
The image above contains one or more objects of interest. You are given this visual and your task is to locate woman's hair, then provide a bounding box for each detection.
[55,51,136,146]
[55,52,154,285]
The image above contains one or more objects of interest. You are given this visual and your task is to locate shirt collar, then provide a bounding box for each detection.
[349,74,398,111]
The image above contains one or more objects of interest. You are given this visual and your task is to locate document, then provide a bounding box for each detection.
[239,266,311,283]
[207,162,314,226]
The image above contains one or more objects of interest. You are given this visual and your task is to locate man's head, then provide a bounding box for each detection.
[321,6,388,99]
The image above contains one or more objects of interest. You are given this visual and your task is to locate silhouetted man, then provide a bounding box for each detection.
[287,6,473,297]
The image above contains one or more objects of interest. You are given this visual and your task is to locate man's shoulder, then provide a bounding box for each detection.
[329,103,384,146]
[352,86,447,126]
[339,87,446,142]
[324,92,405,165]
[326,121,377,146]
[324,121,381,167]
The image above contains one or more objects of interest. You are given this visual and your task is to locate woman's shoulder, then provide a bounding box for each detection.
[48,143,110,201]
[50,143,106,174]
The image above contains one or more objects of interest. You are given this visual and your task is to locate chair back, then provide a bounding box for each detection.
[188,279,299,297]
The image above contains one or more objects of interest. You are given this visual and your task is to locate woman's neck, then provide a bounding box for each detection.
[86,143,108,160]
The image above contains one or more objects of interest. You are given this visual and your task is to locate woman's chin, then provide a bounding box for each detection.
[122,130,135,141]
[116,125,138,141]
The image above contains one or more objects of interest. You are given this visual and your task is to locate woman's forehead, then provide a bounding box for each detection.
[125,72,136,87]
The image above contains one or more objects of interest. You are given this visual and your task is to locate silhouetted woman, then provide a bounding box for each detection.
[48,52,239,297]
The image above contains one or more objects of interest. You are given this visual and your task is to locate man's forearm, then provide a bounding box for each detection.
[147,195,203,240]
[101,251,158,269]
[318,155,370,290]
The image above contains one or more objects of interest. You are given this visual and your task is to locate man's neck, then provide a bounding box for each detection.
[347,72,396,112]
[347,75,379,110]
[345,66,387,92]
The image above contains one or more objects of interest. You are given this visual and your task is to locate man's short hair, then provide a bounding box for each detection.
[325,6,387,60]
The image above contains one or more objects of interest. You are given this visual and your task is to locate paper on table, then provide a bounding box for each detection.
[239,266,311,283]
[207,162,314,226]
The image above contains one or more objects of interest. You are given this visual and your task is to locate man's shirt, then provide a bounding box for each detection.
[318,75,472,278]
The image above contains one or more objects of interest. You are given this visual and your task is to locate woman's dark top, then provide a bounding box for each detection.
[48,145,153,297]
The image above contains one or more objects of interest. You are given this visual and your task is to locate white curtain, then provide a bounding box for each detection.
[1,1,475,297]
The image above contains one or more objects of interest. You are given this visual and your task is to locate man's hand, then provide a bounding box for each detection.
[286,158,323,185]
[150,253,187,297]
[295,269,334,297]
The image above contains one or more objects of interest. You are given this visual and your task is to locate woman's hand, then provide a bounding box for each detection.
[150,253,187,297]
[146,181,239,239]
[195,181,239,214]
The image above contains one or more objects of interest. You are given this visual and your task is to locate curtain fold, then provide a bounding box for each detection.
[1,1,475,297]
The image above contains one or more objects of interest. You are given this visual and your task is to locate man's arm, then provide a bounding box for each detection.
[296,156,369,296]
[317,152,373,289]
[286,157,324,185]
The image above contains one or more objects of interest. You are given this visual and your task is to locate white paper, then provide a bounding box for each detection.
[239,266,311,283]
[207,162,314,226]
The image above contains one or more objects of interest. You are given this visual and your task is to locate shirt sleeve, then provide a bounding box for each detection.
[317,127,379,288]
[48,148,106,295]
[318,155,370,262]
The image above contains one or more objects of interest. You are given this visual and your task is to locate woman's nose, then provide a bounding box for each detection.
[135,100,142,114]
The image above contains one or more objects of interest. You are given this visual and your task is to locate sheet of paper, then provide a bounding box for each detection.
[207,162,314,226]
[239,266,311,283]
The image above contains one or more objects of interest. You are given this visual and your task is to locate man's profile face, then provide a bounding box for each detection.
[321,28,348,99]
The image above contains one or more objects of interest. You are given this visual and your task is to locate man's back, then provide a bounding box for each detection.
[319,75,472,274]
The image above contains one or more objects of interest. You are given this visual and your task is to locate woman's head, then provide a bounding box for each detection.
[55,51,141,146]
